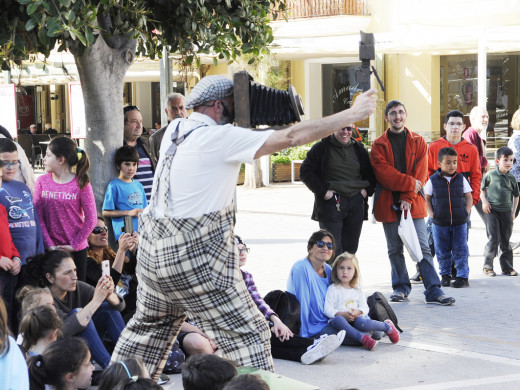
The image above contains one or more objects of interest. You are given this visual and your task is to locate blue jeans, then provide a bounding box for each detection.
[329,315,389,342]
[382,218,444,301]
[314,324,361,346]
[432,223,469,278]
[75,302,125,368]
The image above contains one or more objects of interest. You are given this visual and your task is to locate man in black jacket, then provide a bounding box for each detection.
[300,124,375,261]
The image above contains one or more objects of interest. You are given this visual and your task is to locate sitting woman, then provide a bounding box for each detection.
[87,216,138,321]
[25,250,126,368]
[287,229,359,346]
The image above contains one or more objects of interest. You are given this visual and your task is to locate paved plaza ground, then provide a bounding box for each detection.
[154,182,520,390]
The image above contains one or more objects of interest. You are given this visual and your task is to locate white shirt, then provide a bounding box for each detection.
[149,112,274,218]
[424,175,472,195]
[324,284,370,319]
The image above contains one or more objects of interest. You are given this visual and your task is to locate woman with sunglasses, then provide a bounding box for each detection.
[287,229,357,346]
[87,216,138,321]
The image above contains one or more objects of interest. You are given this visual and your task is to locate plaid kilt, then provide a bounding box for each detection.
[111,203,273,379]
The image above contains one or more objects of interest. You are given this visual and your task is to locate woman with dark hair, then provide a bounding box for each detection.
[87,216,138,320]
[287,229,361,346]
[25,249,125,368]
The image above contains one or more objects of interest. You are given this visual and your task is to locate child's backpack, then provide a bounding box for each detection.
[366,291,403,333]
[263,290,301,335]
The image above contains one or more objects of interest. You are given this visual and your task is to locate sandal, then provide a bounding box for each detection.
[502,269,518,276]
[483,267,496,277]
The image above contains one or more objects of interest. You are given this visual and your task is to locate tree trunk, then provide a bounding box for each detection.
[243,160,264,188]
[74,35,136,210]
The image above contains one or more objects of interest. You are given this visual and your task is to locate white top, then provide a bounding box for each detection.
[0,336,29,390]
[424,175,472,196]
[149,112,274,218]
[324,283,369,319]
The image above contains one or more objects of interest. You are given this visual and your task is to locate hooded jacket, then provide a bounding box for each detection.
[371,128,428,223]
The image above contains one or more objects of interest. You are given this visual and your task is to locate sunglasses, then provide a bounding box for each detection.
[92,226,108,234]
[316,240,334,250]
[342,126,354,132]
[123,105,140,113]
[238,247,250,254]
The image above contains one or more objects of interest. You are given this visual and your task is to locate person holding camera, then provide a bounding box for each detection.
[102,145,147,240]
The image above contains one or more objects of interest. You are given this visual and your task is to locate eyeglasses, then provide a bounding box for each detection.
[123,105,140,113]
[92,226,108,234]
[238,248,250,254]
[1,160,20,169]
[315,240,334,250]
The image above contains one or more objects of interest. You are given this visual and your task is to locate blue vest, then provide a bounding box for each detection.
[431,171,468,226]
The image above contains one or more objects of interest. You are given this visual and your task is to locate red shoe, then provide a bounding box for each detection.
[361,334,377,350]
[384,320,400,344]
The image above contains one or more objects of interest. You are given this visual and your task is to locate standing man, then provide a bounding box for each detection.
[371,100,455,305]
[111,75,377,379]
[149,93,188,162]
[300,124,375,261]
[463,106,489,176]
[123,106,156,201]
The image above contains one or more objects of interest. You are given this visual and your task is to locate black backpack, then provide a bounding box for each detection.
[263,290,301,335]
[367,291,403,333]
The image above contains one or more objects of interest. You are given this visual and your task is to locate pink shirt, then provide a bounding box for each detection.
[34,173,97,251]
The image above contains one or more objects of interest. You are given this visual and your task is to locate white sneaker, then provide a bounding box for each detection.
[336,330,346,345]
[300,334,341,365]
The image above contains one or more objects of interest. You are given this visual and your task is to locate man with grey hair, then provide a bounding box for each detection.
[112,75,377,379]
[463,106,489,175]
[149,92,188,161]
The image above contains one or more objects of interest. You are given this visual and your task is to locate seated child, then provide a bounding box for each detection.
[19,305,62,357]
[324,252,399,350]
[181,354,237,390]
[103,145,147,240]
[98,358,150,390]
[424,147,473,287]
[27,338,94,390]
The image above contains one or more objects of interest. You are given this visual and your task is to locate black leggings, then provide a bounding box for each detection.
[72,248,88,282]
[270,333,314,362]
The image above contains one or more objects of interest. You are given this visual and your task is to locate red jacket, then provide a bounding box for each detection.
[0,204,20,260]
[427,137,481,205]
[371,128,428,223]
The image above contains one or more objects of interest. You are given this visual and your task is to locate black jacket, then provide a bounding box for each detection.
[300,135,375,221]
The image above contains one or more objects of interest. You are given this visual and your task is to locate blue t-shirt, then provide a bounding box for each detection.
[287,258,332,337]
[0,180,44,263]
[103,178,147,239]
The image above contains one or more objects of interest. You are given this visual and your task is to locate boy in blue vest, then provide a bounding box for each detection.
[481,146,520,277]
[424,147,473,288]
[103,145,147,240]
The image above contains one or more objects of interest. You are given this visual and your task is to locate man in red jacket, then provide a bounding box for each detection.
[371,100,454,305]
[412,110,482,284]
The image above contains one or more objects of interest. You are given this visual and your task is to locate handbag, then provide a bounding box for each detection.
[397,210,423,262]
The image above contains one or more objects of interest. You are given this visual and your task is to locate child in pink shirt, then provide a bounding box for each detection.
[34,137,97,281]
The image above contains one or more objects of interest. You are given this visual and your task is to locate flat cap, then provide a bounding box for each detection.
[185,75,234,109]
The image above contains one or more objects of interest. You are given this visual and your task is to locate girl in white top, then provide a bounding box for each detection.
[324,252,400,350]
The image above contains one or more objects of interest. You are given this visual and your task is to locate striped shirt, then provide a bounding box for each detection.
[133,141,154,201]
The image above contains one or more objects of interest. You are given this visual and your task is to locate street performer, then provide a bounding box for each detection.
[111,75,377,379]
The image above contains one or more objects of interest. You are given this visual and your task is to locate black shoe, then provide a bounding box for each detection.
[425,295,455,305]
[390,292,406,302]
[410,271,423,284]
[452,277,469,288]
[441,274,451,287]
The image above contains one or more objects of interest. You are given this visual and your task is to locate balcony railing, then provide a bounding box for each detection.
[284,0,367,19]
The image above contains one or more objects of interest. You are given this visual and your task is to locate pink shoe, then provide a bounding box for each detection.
[361,335,377,350]
[385,320,400,344]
